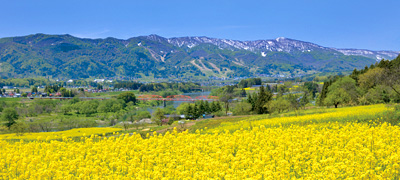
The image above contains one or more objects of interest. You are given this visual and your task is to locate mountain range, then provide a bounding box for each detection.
[0,33,398,79]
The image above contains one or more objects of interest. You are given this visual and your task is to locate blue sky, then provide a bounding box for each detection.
[0,0,399,50]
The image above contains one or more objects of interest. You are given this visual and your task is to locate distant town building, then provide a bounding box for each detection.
[94,79,105,83]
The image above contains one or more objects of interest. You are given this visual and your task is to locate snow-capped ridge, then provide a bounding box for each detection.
[139,34,399,60]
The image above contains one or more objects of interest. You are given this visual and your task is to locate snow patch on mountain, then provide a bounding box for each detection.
[261,52,266,57]
[144,35,399,60]
[335,49,400,61]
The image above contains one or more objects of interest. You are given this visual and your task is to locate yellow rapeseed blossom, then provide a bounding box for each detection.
[0,104,398,179]
[210,104,389,132]
[244,88,255,90]
[0,127,122,140]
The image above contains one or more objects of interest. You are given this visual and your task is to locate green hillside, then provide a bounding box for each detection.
[0,34,379,79]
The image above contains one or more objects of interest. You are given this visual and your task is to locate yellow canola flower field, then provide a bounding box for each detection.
[244,87,255,90]
[1,123,400,179]
[210,104,389,133]
[0,127,122,140]
[0,104,399,179]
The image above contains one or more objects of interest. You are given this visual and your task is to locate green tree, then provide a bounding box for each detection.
[197,101,205,115]
[210,101,218,113]
[318,79,334,106]
[177,103,190,115]
[163,105,176,115]
[10,122,29,136]
[303,82,318,98]
[255,86,272,114]
[61,104,72,115]
[78,100,99,116]
[204,101,210,114]
[152,108,166,126]
[1,108,19,129]
[324,88,351,108]
[193,104,200,119]
[117,92,136,104]
[168,111,180,125]
[358,67,385,90]
[136,111,151,121]
[287,93,300,111]
[232,101,252,115]
[247,92,256,111]
[241,88,247,97]
[299,92,309,109]
[185,104,194,119]
[97,84,103,90]
[328,76,360,106]
[266,97,290,114]
[70,97,80,104]
[31,86,38,93]
[97,99,125,113]
[220,93,233,115]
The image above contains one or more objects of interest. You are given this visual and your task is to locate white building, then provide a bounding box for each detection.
[94,79,105,83]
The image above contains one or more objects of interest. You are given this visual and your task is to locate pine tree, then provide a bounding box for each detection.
[204,101,210,114]
[193,104,200,119]
[241,88,247,97]
[255,86,272,114]
[247,92,257,111]
[185,104,193,119]
[198,101,205,115]
[318,80,333,106]
[216,101,222,112]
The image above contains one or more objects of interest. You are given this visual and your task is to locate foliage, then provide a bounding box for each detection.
[136,111,151,121]
[177,101,222,119]
[138,82,201,93]
[61,104,72,115]
[0,34,381,79]
[303,82,318,98]
[358,67,385,90]
[114,81,143,90]
[237,78,262,88]
[317,77,338,106]
[254,86,273,114]
[117,92,136,104]
[1,108,19,128]
[324,87,351,108]
[97,99,125,113]
[9,122,28,136]
[77,100,99,116]
[266,97,290,113]
[232,101,252,115]
[168,111,179,125]
[152,108,166,126]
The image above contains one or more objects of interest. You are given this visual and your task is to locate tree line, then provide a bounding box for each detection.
[318,55,400,107]
[177,101,223,119]
[0,92,137,132]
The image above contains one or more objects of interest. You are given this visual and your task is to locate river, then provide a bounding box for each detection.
[147,91,211,113]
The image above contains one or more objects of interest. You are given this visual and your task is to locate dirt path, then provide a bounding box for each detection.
[155,115,255,134]
[156,121,197,134]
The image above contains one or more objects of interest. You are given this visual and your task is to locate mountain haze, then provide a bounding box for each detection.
[0,34,398,79]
